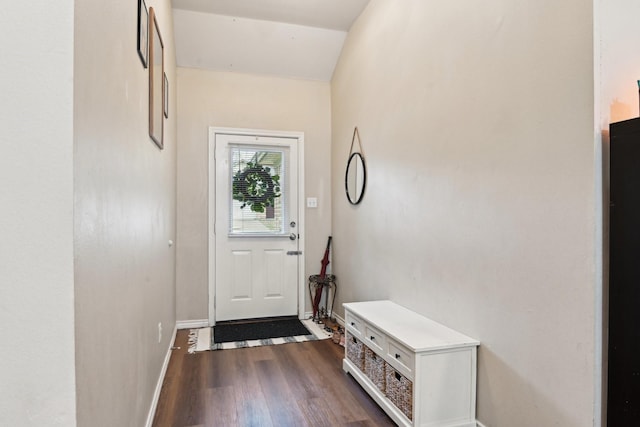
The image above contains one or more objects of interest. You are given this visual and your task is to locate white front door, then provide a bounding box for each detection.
[214,133,300,322]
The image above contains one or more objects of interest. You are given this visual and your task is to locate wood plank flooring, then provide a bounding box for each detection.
[152,329,395,427]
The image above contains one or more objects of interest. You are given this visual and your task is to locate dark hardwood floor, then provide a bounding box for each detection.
[152,329,395,427]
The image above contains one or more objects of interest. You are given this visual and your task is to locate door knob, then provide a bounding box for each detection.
[289,233,297,240]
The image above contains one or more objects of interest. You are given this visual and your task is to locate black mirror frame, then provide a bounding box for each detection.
[345,152,367,205]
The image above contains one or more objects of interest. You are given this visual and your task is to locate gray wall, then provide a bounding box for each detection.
[74,0,177,426]
[176,68,332,321]
[331,1,596,426]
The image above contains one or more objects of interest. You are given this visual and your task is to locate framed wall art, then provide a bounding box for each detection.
[137,0,148,68]
[163,72,169,119]
[148,7,164,149]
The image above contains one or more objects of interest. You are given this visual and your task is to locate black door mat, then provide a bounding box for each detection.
[213,316,311,343]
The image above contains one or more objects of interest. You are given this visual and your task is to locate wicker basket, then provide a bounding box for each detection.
[346,331,365,370]
[385,363,413,421]
[364,347,386,392]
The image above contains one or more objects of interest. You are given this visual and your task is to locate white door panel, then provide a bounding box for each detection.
[214,134,299,321]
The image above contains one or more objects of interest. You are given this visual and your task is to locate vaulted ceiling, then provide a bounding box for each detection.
[171,0,370,81]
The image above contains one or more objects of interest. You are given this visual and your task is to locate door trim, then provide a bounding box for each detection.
[208,127,305,326]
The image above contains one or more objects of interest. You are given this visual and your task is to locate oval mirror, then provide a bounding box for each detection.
[345,152,367,205]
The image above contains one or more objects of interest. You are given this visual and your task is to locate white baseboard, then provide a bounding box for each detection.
[145,325,177,427]
[476,421,488,427]
[176,319,209,329]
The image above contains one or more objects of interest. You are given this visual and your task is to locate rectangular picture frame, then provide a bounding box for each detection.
[137,0,148,68]
[148,7,164,149]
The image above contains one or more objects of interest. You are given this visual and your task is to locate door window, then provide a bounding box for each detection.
[228,145,287,236]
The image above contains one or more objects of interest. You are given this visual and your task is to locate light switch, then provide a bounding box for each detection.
[307,197,318,208]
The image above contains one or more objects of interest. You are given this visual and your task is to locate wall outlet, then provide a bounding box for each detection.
[307,197,318,208]
[158,322,162,343]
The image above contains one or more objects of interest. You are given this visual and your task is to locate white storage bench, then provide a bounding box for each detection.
[343,300,479,427]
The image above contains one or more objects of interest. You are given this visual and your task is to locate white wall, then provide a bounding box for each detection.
[599,0,640,126]
[74,1,177,426]
[173,9,346,81]
[332,1,596,426]
[176,68,332,320]
[0,2,76,426]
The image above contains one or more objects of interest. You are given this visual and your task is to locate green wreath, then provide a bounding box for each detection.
[232,162,281,213]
